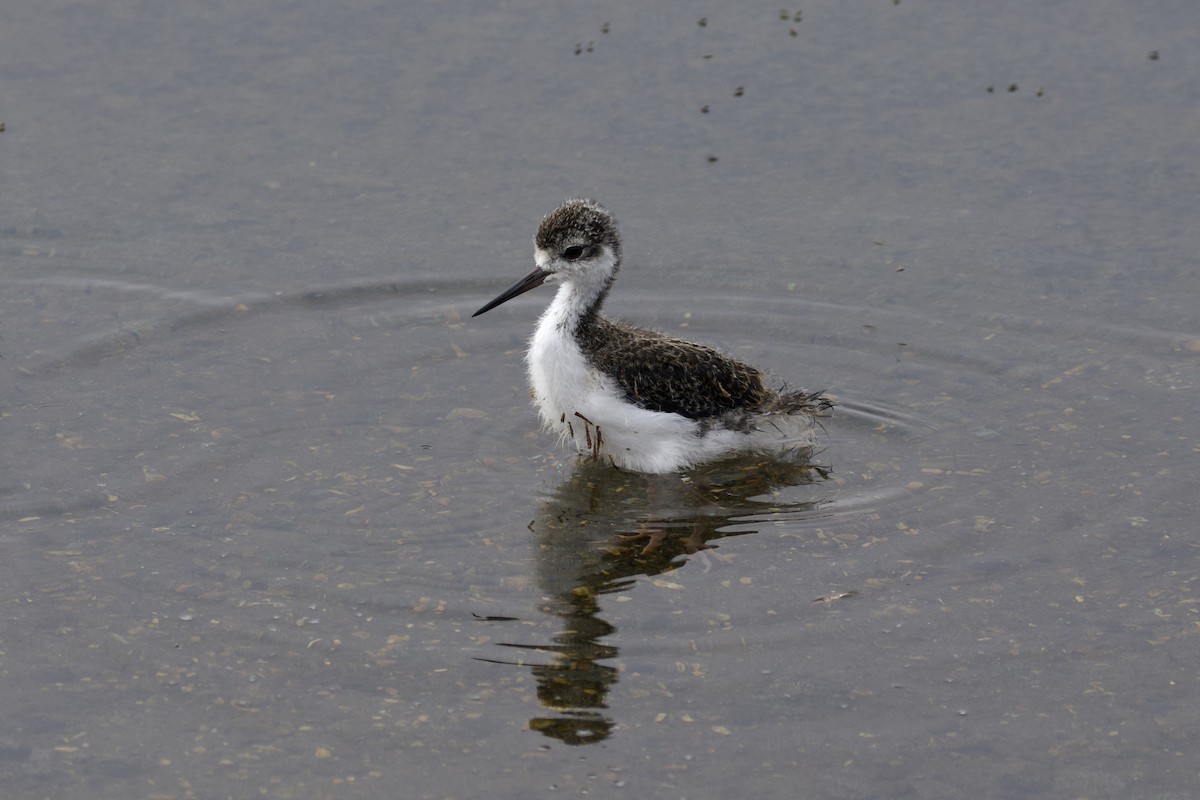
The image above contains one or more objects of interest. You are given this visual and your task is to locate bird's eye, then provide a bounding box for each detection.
[563,245,585,261]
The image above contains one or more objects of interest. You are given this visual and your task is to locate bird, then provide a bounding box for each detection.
[472,199,832,473]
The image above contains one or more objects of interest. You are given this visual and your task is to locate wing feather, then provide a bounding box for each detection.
[579,318,769,419]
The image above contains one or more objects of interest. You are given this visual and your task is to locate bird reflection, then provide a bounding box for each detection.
[478,455,828,746]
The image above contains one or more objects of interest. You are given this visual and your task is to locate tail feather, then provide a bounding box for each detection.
[764,387,834,416]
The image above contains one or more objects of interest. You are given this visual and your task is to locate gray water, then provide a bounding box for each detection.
[2,2,1197,798]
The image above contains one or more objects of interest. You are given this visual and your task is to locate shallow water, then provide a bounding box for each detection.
[2,1,1198,798]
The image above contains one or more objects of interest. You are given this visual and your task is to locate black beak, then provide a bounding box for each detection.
[472,267,550,317]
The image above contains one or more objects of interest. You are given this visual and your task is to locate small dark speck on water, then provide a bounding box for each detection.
[698,17,707,27]
[1148,50,1159,60]
[1036,87,1044,97]
[0,122,6,132]
[734,86,744,97]
[701,105,709,113]
[1008,83,1018,92]
[601,22,609,34]
[986,85,994,93]
[780,9,789,20]
[790,28,798,36]
[707,155,719,163]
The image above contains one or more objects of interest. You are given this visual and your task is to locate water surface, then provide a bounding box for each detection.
[1,1,1197,798]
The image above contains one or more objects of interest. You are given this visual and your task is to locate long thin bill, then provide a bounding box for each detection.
[472,267,550,317]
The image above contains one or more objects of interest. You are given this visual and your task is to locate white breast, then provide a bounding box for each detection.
[525,286,714,472]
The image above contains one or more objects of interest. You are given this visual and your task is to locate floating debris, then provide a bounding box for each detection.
[814,591,858,604]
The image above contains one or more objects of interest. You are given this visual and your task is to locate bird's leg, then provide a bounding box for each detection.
[573,411,602,460]
[616,475,672,554]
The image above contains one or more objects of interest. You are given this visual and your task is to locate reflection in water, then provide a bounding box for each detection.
[480,457,828,746]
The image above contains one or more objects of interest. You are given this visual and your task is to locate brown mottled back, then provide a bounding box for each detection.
[578,317,770,419]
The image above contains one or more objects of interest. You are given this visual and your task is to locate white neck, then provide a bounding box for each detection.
[535,246,619,336]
